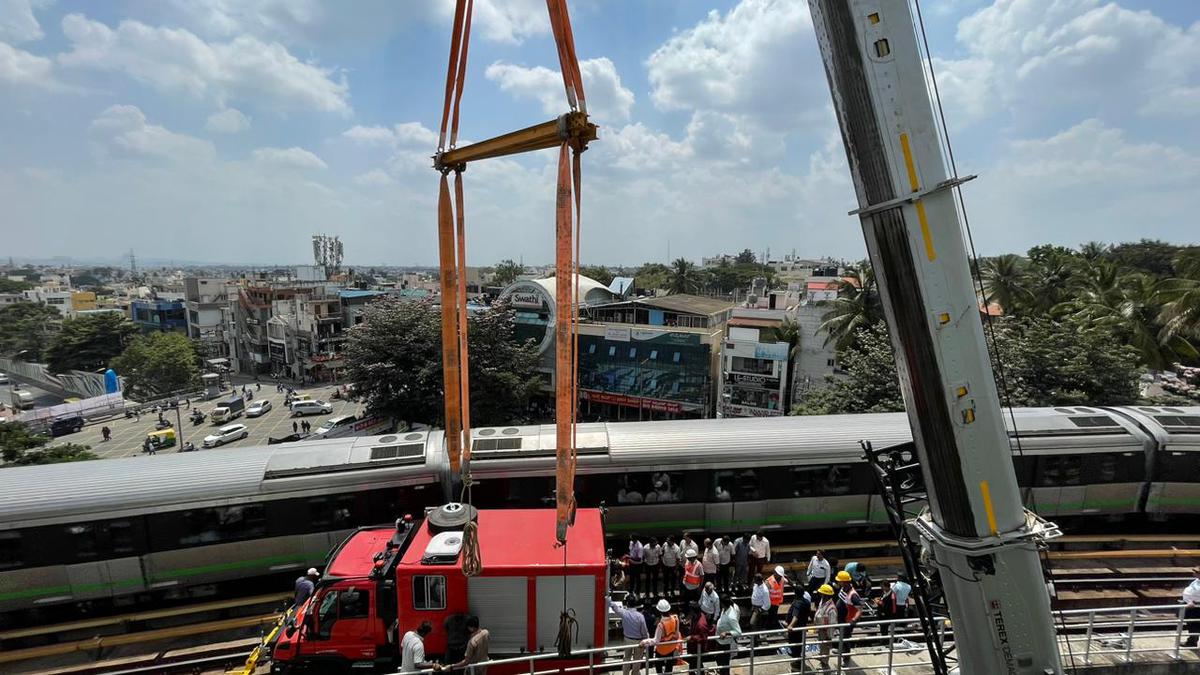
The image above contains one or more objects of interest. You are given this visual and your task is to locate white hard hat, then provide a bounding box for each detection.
[686,549,697,558]
[307,567,320,577]
[656,599,671,613]
[774,566,785,576]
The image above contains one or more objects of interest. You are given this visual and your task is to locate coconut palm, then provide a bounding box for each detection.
[1063,271,1196,370]
[818,265,880,350]
[1159,248,1200,346]
[979,254,1031,315]
[667,258,701,295]
[1078,241,1111,261]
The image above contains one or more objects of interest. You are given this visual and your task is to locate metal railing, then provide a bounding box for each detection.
[392,603,1197,674]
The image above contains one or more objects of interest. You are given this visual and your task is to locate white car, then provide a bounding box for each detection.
[203,423,249,448]
[0,373,8,384]
[291,400,333,416]
[246,399,272,417]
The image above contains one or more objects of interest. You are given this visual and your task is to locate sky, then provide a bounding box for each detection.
[1,0,1198,268]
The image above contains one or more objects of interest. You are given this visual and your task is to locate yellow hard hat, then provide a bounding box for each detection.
[817,584,834,596]
[835,570,852,582]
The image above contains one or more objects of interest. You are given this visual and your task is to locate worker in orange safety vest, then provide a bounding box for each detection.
[764,565,788,627]
[681,549,704,605]
[646,598,681,674]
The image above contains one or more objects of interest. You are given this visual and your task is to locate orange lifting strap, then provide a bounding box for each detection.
[434,0,594,545]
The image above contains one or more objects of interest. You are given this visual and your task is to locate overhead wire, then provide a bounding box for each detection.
[909,0,1076,667]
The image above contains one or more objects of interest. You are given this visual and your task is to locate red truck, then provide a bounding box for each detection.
[270,505,608,673]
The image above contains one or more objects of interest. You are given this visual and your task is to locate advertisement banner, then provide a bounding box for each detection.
[722,403,784,417]
[731,373,780,388]
[605,326,631,342]
[754,342,790,361]
[581,389,685,413]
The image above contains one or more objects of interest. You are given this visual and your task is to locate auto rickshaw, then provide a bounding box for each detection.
[147,428,177,450]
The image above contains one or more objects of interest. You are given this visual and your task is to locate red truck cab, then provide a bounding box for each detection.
[271,505,607,673]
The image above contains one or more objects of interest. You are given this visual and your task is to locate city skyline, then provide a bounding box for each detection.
[2,0,1199,265]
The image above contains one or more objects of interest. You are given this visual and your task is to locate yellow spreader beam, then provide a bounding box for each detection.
[434,112,597,171]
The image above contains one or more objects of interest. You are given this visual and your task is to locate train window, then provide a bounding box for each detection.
[712,469,760,502]
[790,465,853,497]
[338,588,371,618]
[413,575,447,610]
[613,472,681,504]
[178,505,268,545]
[308,496,357,529]
[1038,456,1083,487]
[1092,455,1118,483]
[108,520,135,554]
[0,531,21,569]
[67,524,99,559]
[1155,451,1200,481]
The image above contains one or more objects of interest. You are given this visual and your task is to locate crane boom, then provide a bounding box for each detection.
[806,2,1063,673]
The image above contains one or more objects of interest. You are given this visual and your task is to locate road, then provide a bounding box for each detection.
[74,382,362,459]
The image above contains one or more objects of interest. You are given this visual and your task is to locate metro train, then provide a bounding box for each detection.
[0,405,1197,621]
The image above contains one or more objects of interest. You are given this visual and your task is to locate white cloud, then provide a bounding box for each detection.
[485,57,635,124]
[90,104,216,163]
[0,0,49,43]
[342,122,437,148]
[946,0,1200,125]
[968,119,1200,252]
[205,107,250,133]
[430,0,547,45]
[251,146,327,170]
[353,169,392,187]
[160,0,436,47]
[0,38,52,86]
[58,14,350,113]
[645,0,824,128]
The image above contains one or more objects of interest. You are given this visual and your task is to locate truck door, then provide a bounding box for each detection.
[310,587,377,661]
[400,573,467,656]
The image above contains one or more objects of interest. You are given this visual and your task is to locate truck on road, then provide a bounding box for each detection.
[10,388,35,410]
[210,395,245,423]
[270,505,607,674]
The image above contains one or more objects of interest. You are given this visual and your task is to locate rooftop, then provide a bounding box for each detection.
[636,294,734,317]
[339,290,386,299]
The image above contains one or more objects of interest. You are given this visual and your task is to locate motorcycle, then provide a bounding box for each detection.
[179,441,197,452]
[190,411,206,426]
[154,418,173,430]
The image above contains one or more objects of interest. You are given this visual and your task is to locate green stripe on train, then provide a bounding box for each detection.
[1146,496,1200,507]
[0,550,328,603]
[606,511,873,532]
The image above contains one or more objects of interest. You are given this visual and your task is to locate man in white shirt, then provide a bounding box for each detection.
[749,530,770,580]
[660,537,681,600]
[401,621,441,672]
[749,574,771,629]
[1183,567,1200,647]
[644,537,662,598]
[717,536,734,594]
[702,538,720,587]
[805,549,832,594]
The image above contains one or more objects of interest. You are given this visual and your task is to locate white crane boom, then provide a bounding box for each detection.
[806,2,1064,673]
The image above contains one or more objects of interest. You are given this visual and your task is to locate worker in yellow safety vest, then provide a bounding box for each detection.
[681,549,704,605]
[764,565,788,627]
[646,598,681,674]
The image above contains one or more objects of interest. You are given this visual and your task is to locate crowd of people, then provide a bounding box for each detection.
[609,533,915,672]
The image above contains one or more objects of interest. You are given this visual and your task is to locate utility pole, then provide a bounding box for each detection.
[807,1,1064,673]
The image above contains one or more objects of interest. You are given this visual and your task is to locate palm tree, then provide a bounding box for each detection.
[774,318,803,409]
[1159,248,1200,346]
[979,254,1030,315]
[818,265,880,350]
[1078,241,1111,261]
[667,258,701,295]
[1063,271,1196,370]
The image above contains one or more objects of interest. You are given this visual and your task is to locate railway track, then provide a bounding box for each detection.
[6,539,1197,675]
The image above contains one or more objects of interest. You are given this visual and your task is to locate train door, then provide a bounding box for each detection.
[1081,451,1144,515]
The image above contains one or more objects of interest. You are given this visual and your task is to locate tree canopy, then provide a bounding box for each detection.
[344,298,541,428]
[44,313,138,373]
[111,332,201,400]
[0,279,32,293]
[491,259,525,287]
[579,265,614,286]
[0,303,60,360]
[0,422,97,466]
